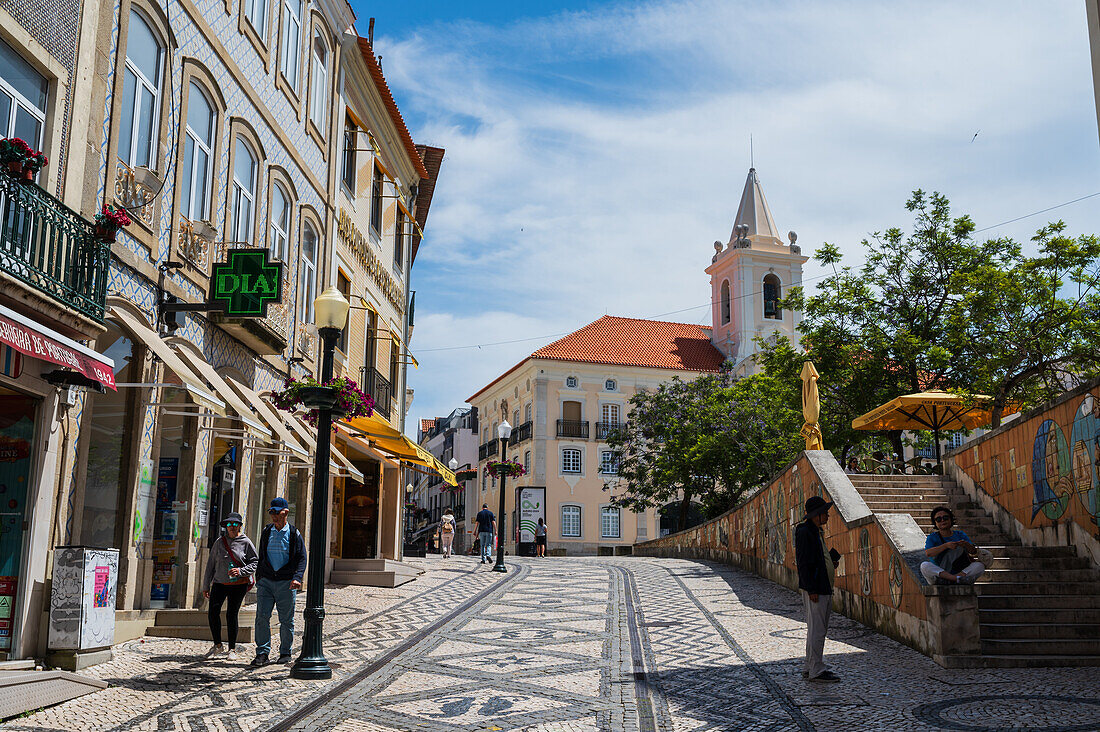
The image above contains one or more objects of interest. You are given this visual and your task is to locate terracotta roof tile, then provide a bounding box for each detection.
[356,37,429,179]
[468,316,724,402]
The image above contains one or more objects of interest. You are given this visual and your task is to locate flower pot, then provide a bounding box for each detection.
[191,219,217,241]
[132,165,161,191]
[5,161,21,175]
[21,168,34,181]
[297,385,337,410]
[94,223,117,243]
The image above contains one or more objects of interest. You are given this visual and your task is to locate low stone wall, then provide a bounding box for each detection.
[635,450,978,665]
[947,378,1100,568]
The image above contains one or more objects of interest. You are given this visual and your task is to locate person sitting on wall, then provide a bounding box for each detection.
[844,458,860,474]
[920,505,986,584]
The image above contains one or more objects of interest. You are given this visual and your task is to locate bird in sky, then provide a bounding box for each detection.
[971,130,980,143]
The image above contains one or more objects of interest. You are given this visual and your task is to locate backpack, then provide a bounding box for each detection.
[440,516,454,534]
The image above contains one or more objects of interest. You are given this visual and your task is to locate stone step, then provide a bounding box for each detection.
[976,581,1100,595]
[328,569,417,588]
[330,558,424,576]
[984,556,1090,570]
[979,608,1100,623]
[980,623,1100,640]
[854,489,953,498]
[154,609,260,627]
[980,568,1100,583]
[981,638,1100,656]
[848,476,952,484]
[980,545,1078,558]
[979,594,1100,609]
[939,654,1100,668]
[146,624,267,642]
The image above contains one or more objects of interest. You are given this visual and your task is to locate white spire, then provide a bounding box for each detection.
[729,168,781,246]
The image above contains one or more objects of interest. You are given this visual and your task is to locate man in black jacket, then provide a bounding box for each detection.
[794,495,840,682]
[251,497,306,667]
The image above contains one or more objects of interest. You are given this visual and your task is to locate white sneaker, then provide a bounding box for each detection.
[226,647,239,660]
[205,644,225,657]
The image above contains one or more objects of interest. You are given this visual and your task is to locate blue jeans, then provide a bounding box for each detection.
[479,531,494,561]
[254,576,296,657]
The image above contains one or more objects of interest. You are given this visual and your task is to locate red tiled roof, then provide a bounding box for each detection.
[356,37,429,179]
[411,145,445,266]
[420,418,436,433]
[467,316,724,402]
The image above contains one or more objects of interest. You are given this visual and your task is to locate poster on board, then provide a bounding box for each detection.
[517,487,546,543]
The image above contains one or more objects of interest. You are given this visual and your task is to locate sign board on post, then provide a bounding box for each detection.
[517,487,545,557]
[209,249,283,317]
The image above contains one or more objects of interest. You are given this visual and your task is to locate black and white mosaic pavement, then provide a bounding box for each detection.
[4,555,1098,731]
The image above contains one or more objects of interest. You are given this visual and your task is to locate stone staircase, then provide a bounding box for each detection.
[848,474,1100,667]
[328,559,423,588]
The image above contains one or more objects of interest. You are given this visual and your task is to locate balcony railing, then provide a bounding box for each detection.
[0,175,109,321]
[556,419,589,439]
[596,422,621,440]
[360,367,392,420]
[509,420,532,445]
[479,439,498,461]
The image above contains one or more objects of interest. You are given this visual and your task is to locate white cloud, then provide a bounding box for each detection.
[384,0,1100,431]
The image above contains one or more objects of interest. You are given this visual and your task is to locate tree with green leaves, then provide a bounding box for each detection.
[606,368,803,530]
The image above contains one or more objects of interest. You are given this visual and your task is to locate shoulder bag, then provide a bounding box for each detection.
[221,536,255,590]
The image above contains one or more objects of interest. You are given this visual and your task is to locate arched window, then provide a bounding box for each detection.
[299,221,317,322]
[308,28,327,131]
[119,10,164,168]
[280,0,302,89]
[763,274,782,320]
[720,279,731,324]
[180,82,214,222]
[269,183,291,261]
[231,137,257,244]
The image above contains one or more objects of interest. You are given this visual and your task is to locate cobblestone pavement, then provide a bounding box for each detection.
[5,556,1100,731]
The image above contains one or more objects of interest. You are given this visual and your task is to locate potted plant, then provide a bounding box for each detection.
[486,459,526,478]
[93,204,132,242]
[272,375,374,426]
[0,138,31,176]
[22,150,47,180]
[453,468,478,483]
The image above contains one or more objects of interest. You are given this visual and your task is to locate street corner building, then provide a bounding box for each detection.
[0,0,447,669]
[461,167,807,557]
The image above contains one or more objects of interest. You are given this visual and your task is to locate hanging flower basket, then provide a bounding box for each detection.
[453,468,478,483]
[404,501,418,512]
[0,138,36,177]
[487,459,526,478]
[93,204,131,243]
[272,375,374,427]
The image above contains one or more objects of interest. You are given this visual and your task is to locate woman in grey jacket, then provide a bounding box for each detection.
[202,512,258,659]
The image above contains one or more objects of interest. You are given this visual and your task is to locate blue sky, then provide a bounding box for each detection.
[352,1,1100,434]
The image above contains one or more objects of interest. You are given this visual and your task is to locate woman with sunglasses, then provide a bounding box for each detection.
[920,505,986,584]
[202,512,258,658]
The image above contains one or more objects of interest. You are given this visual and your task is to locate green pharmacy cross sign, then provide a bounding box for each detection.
[210,249,283,317]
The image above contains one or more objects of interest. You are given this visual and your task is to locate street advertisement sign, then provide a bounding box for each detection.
[518,487,545,542]
[133,459,156,545]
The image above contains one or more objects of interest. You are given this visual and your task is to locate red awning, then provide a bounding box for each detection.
[0,306,116,390]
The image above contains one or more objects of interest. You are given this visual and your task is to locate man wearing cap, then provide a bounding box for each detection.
[252,497,306,667]
[794,495,841,682]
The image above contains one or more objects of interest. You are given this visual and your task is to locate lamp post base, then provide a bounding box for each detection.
[289,656,333,680]
[491,562,508,573]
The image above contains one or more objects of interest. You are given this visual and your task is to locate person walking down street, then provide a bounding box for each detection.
[920,506,987,584]
[535,517,548,558]
[474,504,495,564]
[439,508,456,558]
[202,512,257,659]
[252,497,305,667]
[794,496,841,683]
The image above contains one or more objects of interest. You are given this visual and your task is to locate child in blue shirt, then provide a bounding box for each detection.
[919,506,986,584]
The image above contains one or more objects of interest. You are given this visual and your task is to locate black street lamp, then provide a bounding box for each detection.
[492,420,512,573]
[290,286,349,681]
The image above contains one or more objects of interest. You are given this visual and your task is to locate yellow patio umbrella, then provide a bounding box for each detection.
[851,390,1018,466]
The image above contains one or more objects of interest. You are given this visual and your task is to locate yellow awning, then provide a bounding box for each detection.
[852,390,1018,433]
[108,305,225,415]
[170,341,270,437]
[222,375,309,458]
[342,413,457,486]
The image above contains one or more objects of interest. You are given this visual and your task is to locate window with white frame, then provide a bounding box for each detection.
[600,450,618,475]
[119,10,163,169]
[180,82,214,222]
[231,137,257,244]
[602,403,620,426]
[244,0,266,37]
[513,409,519,427]
[565,376,578,388]
[561,505,581,537]
[524,403,531,422]
[269,183,291,261]
[0,39,47,158]
[280,0,302,89]
[298,222,317,322]
[481,472,487,492]
[523,450,530,472]
[308,29,327,131]
[561,448,582,474]
[604,379,616,391]
[600,506,621,538]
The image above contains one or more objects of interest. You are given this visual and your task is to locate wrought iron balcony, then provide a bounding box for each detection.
[479,439,498,461]
[0,175,110,321]
[556,419,589,439]
[595,422,621,440]
[509,420,533,445]
[360,367,392,420]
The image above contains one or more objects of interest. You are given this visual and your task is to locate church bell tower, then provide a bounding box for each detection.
[706,168,808,376]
